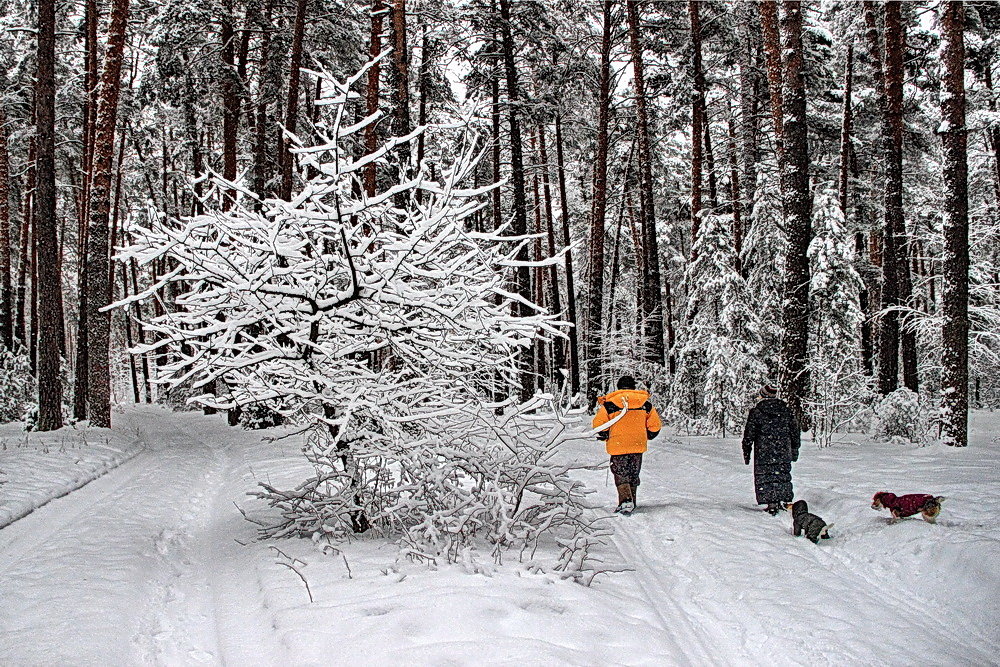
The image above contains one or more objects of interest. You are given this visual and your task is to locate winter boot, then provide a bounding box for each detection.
[615,484,635,514]
[766,503,780,516]
[630,484,639,510]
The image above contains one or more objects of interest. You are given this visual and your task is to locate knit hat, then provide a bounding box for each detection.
[617,376,637,390]
[759,384,777,398]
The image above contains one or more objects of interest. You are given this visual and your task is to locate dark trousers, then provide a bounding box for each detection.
[610,453,643,487]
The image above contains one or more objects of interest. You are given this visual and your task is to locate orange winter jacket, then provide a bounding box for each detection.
[592,389,662,456]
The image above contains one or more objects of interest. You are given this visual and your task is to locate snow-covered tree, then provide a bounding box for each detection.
[807,190,873,444]
[673,212,765,435]
[114,61,603,577]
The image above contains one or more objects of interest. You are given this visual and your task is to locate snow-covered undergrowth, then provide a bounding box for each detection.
[111,60,596,576]
[1,407,997,664]
[0,413,144,528]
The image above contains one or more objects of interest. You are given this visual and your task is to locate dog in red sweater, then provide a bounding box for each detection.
[871,492,946,523]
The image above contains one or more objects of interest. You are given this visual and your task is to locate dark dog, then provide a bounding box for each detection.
[785,500,832,543]
[871,492,946,523]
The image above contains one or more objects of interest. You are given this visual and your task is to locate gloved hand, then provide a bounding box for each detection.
[743,452,750,465]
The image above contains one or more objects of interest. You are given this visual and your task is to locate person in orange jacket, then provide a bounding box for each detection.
[592,375,662,514]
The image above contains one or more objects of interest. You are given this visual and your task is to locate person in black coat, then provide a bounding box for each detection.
[742,385,800,515]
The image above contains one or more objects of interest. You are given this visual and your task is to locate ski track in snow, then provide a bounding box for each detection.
[0,408,281,665]
[595,435,1000,666]
[1,407,999,665]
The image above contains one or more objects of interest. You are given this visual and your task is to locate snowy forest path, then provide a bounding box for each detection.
[0,407,277,666]
[594,432,1000,666]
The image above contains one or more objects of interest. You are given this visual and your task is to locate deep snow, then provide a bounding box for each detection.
[1,406,998,665]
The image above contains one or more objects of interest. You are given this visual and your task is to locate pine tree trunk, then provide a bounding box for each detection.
[727,111,743,276]
[364,0,385,197]
[703,116,719,210]
[15,157,31,346]
[758,0,783,156]
[689,0,704,259]
[737,3,760,235]
[777,0,811,429]
[498,0,535,401]
[555,112,581,397]
[539,126,566,382]
[839,43,873,377]
[864,0,900,395]
[419,27,431,167]
[532,135,547,385]
[884,0,919,393]
[220,0,240,209]
[0,105,12,349]
[939,0,969,447]
[34,0,64,431]
[74,0,99,418]
[85,0,131,428]
[838,44,853,218]
[626,0,665,366]
[585,0,614,404]
[279,0,308,200]
[390,0,410,138]
[253,0,281,201]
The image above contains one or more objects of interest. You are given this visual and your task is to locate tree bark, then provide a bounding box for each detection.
[727,110,743,276]
[538,126,566,382]
[939,0,969,447]
[15,144,32,347]
[498,0,535,400]
[738,3,761,235]
[35,0,64,430]
[758,0,784,156]
[864,0,901,395]
[838,43,874,377]
[220,0,240,209]
[626,0,665,366]
[585,0,613,404]
[838,44,853,219]
[73,0,99,418]
[777,0,811,429]
[884,0,918,393]
[86,0,131,428]
[689,0,704,259]
[364,0,386,197]
[390,0,410,138]
[279,0,308,200]
[555,112,581,397]
[0,105,12,349]
[253,0,282,201]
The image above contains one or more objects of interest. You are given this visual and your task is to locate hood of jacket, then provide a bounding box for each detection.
[601,389,651,408]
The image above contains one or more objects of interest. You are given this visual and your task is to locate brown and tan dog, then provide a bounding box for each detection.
[871,492,946,523]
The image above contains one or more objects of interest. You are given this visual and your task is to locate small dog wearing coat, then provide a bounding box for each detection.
[871,492,946,523]
[785,500,832,543]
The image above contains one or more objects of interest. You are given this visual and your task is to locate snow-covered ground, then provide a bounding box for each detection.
[0,413,145,528]
[1,406,998,665]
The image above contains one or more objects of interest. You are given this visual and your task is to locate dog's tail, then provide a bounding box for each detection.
[820,523,833,539]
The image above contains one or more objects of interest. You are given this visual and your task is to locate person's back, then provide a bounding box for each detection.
[747,398,795,462]
[742,386,799,514]
[593,376,661,514]
[596,388,658,455]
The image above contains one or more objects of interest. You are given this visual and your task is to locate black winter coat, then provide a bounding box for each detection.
[742,398,800,505]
